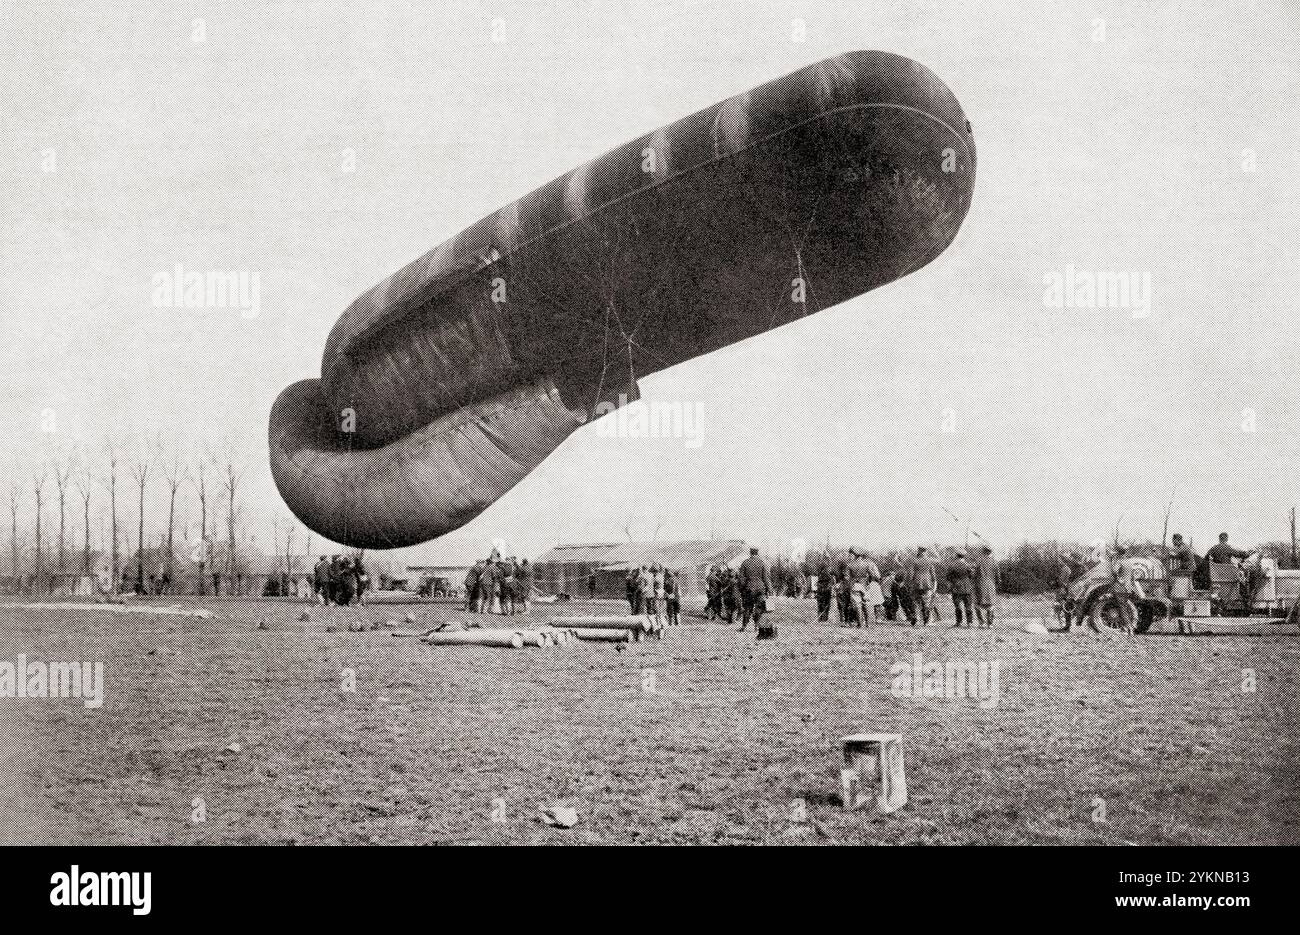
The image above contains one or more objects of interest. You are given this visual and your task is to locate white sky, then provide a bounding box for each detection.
[2,0,1297,566]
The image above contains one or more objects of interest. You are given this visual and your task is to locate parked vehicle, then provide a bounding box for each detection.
[1061,553,1299,633]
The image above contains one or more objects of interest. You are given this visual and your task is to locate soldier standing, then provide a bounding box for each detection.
[354,558,368,607]
[335,556,355,606]
[664,569,681,626]
[722,568,741,624]
[973,545,999,628]
[328,555,344,605]
[844,547,880,627]
[494,558,509,614]
[626,569,640,614]
[704,565,720,620]
[1110,546,1144,634]
[908,547,938,626]
[515,558,533,614]
[815,560,833,622]
[737,546,772,632]
[834,556,852,623]
[880,569,898,621]
[947,550,975,628]
[464,561,481,613]
[651,564,666,628]
[478,558,498,613]
[1052,551,1080,631]
[638,565,655,619]
[502,556,518,615]
[891,556,918,624]
[313,556,330,605]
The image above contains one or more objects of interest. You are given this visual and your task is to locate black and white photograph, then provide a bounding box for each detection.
[0,0,1295,909]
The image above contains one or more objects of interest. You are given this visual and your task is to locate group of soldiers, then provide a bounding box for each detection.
[703,565,743,623]
[702,547,776,632]
[816,545,1001,629]
[463,554,534,615]
[624,564,683,627]
[313,554,369,606]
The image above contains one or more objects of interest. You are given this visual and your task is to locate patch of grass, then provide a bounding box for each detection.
[0,596,1295,845]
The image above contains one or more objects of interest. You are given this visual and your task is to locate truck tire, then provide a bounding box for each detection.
[1090,593,1141,633]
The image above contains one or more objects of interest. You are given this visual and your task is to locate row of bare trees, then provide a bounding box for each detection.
[3,434,254,596]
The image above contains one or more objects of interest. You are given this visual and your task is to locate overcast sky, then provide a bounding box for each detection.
[2,0,1297,566]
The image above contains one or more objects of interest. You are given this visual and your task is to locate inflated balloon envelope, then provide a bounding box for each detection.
[270,50,977,548]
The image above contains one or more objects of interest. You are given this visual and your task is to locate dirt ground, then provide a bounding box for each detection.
[0,594,1295,845]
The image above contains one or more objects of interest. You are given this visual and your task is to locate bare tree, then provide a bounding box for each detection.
[103,438,120,593]
[270,514,282,595]
[284,523,296,594]
[188,445,212,595]
[52,451,73,578]
[159,437,187,593]
[270,513,297,595]
[75,453,94,576]
[1291,506,1297,567]
[1160,486,1178,550]
[7,478,19,590]
[32,468,47,594]
[127,437,158,593]
[219,439,246,595]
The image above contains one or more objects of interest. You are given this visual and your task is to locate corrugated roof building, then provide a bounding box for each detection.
[533,540,747,598]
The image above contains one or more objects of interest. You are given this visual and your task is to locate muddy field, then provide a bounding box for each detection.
[0,595,1295,845]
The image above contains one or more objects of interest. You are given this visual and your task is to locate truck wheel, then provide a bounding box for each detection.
[1090,594,1140,633]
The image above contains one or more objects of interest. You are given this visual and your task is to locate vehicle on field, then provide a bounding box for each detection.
[1060,552,1300,633]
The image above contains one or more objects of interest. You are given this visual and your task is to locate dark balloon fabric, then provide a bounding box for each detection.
[271,51,977,548]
